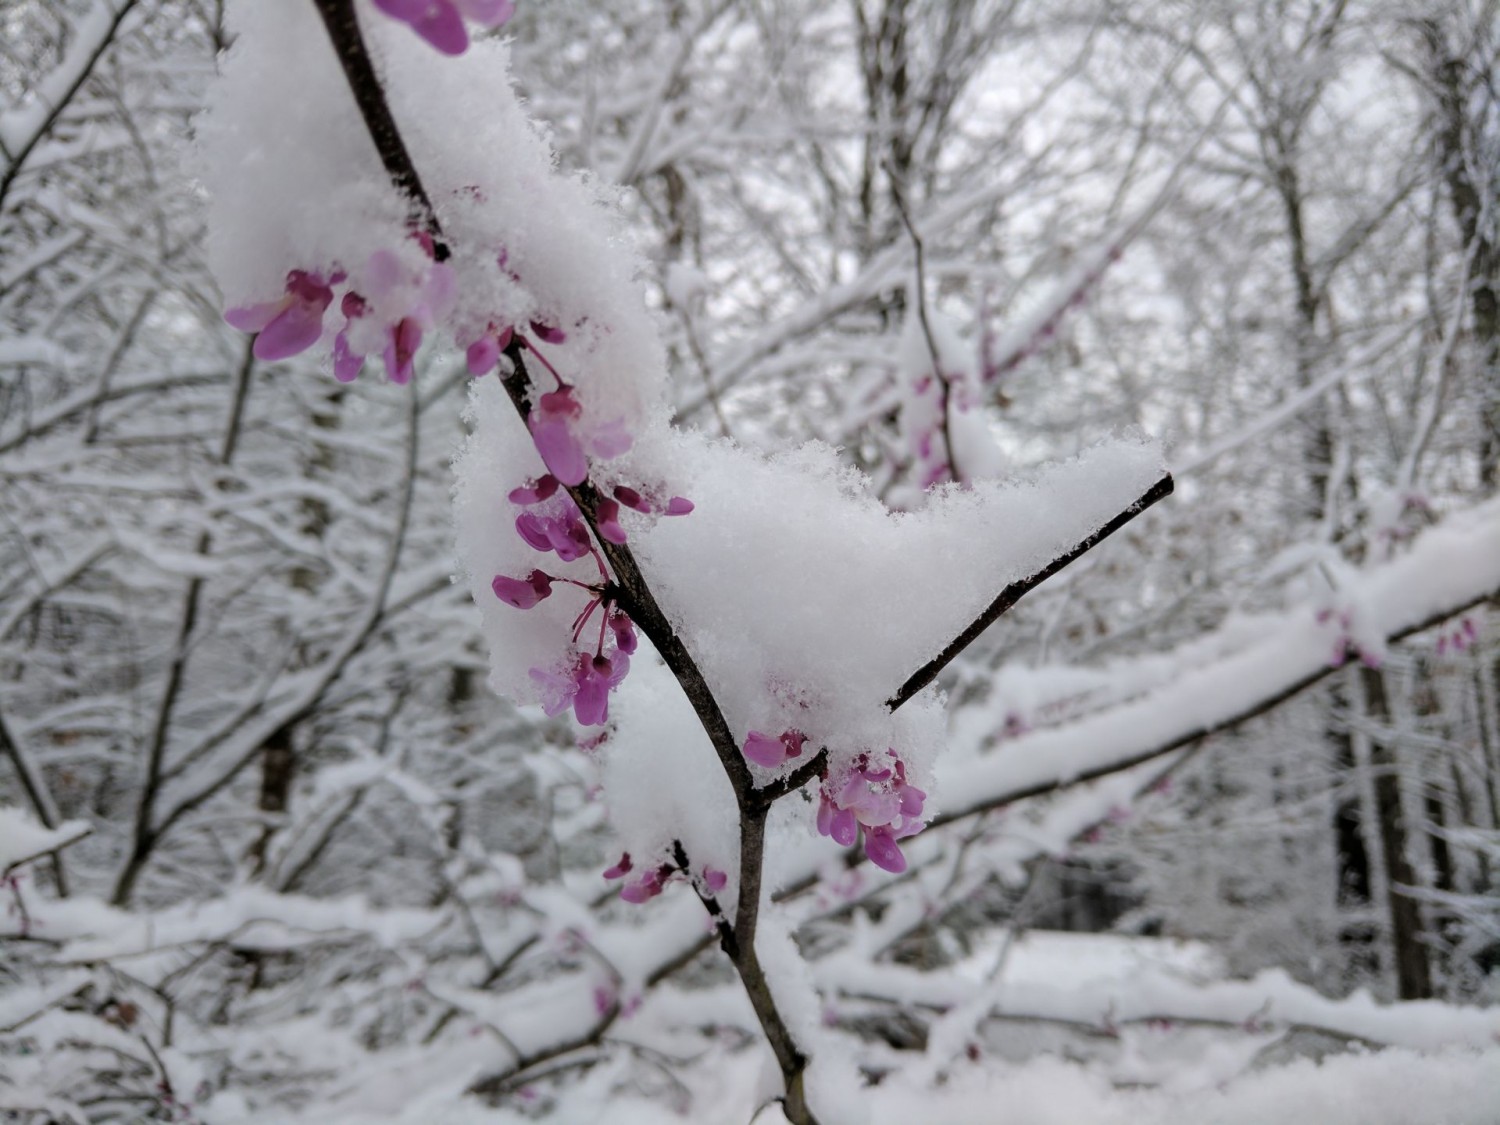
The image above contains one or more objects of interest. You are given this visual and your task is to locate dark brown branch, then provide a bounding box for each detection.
[888,472,1174,709]
[672,838,738,959]
[928,588,1498,827]
[752,748,830,809]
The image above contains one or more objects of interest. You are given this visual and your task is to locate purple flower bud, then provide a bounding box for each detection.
[743,731,787,768]
[530,318,567,344]
[609,611,638,655]
[492,570,553,609]
[596,499,627,544]
[620,869,664,904]
[467,335,499,377]
[702,867,728,894]
[530,392,588,486]
[333,332,364,383]
[614,485,651,513]
[515,511,553,553]
[864,826,907,874]
[229,270,337,362]
[817,793,836,837]
[372,0,469,54]
[508,475,560,505]
[665,496,694,516]
[830,807,858,848]
[383,316,422,384]
[602,853,632,880]
[898,784,926,817]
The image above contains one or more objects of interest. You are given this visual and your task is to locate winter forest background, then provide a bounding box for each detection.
[3,0,1500,1121]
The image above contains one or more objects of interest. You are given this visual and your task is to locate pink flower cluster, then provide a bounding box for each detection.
[486,336,692,728]
[224,238,455,384]
[905,370,972,489]
[737,731,928,873]
[1435,616,1478,657]
[492,501,634,726]
[602,851,727,904]
[372,0,516,56]
[1316,607,1382,669]
[814,750,926,874]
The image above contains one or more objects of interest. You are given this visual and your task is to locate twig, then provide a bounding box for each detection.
[888,473,1174,709]
[885,169,961,486]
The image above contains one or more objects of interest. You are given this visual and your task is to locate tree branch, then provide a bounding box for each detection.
[888,472,1174,709]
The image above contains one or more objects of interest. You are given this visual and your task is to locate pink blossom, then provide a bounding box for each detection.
[620,866,665,903]
[372,0,516,56]
[530,317,566,344]
[595,498,627,544]
[612,484,695,517]
[530,387,589,485]
[508,474,560,505]
[465,323,514,376]
[602,853,632,880]
[608,610,637,655]
[225,270,337,361]
[383,316,424,384]
[530,651,630,726]
[514,493,591,562]
[526,384,633,487]
[491,569,553,609]
[863,826,907,873]
[741,729,806,768]
[574,654,627,725]
[815,750,927,873]
[332,246,455,383]
[702,867,728,894]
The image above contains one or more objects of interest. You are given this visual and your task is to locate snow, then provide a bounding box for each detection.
[201,0,664,429]
[936,494,1500,818]
[0,808,89,873]
[4,881,446,955]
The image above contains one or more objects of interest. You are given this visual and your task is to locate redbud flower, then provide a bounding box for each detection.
[574,654,628,726]
[514,494,591,562]
[596,498,627,544]
[608,610,637,655]
[491,569,553,609]
[602,853,632,880]
[620,867,666,903]
[466,323,515,376]
[530,387,589,485]
[531,652,630,727]
[527,383,633,487]
[508,475,559,505]
[863,826,907,874]
[225,270,337,361]
[816,750,927,873]
[372,0,516,56]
